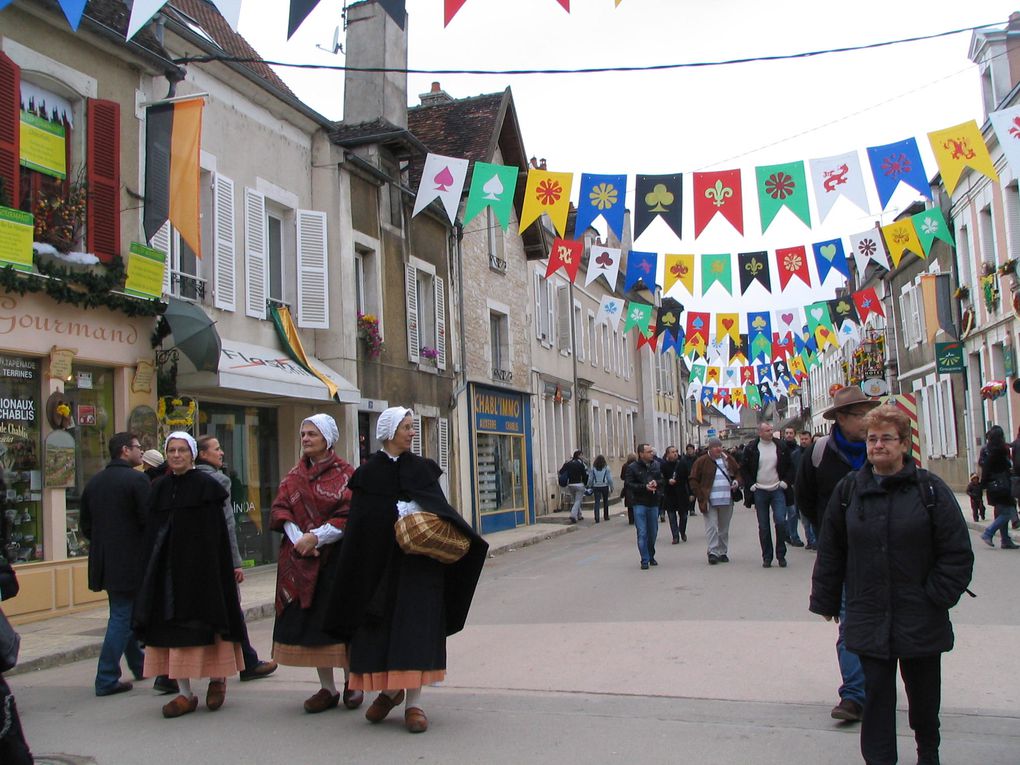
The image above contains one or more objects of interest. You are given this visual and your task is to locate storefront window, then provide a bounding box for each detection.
[476,433,524,513]
[64,365,115,558]
[0,355,43,564]
[199,403,280,567]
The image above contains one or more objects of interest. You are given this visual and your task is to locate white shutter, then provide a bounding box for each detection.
[244,188,268,319]
[556,285,571,351]
[212,174,236,311]
[405,264,420,363]
[149,221,172,297]
[534,271,543,340]
[437,416,449,472]
[434,275,447,370]
[296,209,329,329]
[411,413,422,455]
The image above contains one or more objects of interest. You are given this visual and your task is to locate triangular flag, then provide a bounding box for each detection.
[623,251,659,292]
[989,105,1020,177]
[693,170,743,237]
[812,239,849,283]
[596,296,626,330]
[773,308,800,338]
[912,207,955,255]
[805,302,838,352]
[287,0,322,37]
[622,301,654,337]
[377,0,407,28]
[809,150,869,221]
[445,0,468,25]
[656,298,684,340]
[849,228,889,274]
[880,219,924,268]
[775,246,811,291]
[928,120,998,195]
[128,0,168,39]
[412,153,469,224]
[520,168,573,237]
[585,246,622,290]
[545,238,584,283]
[690,363,707,384]
[634,173,682,240]
[55,0,88,30]
[756,161,811,233]
[464,162,518,229]
[867,137,931,209]
[575,173,627,239]
[738,251,771,295]
[663,254,694,296]
[701,253,732,295]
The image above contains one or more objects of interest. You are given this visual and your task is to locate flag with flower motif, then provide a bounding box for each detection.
[715,313,740,344]
[812,238,849,283]
[706,366,721,386]
[595,295,625,330]
[880,219,924,268]
[745,383,763,409]
[693,170,743,238]
[412,153,469,224]
[809,150,869,221]
[464,162,518,229]
[663,253,695,296]
[545,238,584,282]
[689,363,707,384]
[738,251,771,295]
[706,335,728,364]
[852,287,885,321]
[575,173,627,239]
[911,208,954,255]
[775,246,811,291]
[989,105,1020,178]
[701,253,732,295]
[656,298,684,341]
[622,301,654,337]
[806,301,838,352]
[623,251,659,292]
[700,386,716,407]
[849,228,890,273]
[731,387,747,409]
[635,174,683,240]
[519,168,573,236]
[928,120,998,195]
[585,246,622,290]
[866,138,931,209]
[755,161,811,233]
[747,311,772,363]
[685,311,710,358]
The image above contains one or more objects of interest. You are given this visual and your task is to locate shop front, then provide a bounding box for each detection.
[470,384,533,533]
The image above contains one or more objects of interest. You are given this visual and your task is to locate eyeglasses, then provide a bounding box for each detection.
[129,443,142,450]
[866,435,901,445]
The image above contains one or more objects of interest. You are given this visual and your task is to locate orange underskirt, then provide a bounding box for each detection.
[349,670,446,692]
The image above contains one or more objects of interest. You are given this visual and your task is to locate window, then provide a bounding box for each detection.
[267,212,284,302]
[490,311,510,381]
[957,225,972,290]
[980,203,997,268]
[592,403,601,456]
[588,313,598,368]
[535,270,552,345]
[353,238,381,329]
[573,302,584,362]
[1006,182,1020,258]
[556,283,571,353]
[381,153,402,229]
[405,260,446,368]
[605,408,614,457]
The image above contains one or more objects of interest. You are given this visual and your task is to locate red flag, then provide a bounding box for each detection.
[775,245,811,291]
[546,238,583,283]
[740,366,755,384]
[447,0,566,24]
[772,333,794,361]
[636,330,659,352]
[853,287,885,321]
[693,170,743,237]
[685,311,710,351]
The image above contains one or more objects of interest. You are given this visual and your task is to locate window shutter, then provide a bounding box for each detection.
[434,275,447,370]
[296,209,329,329]
[212,173,236,311]
[86,98,121,262]
[437,416,449,473]
[0,53,19,207]
[556,285,571,351]
[411,414,422,455]
[244,188,267,319]
[942,379,958,457]
[149,221,172,297]
[534,271,542,340]
[405,264,420,363]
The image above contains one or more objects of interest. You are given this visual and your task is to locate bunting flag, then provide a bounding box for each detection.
[634,173,683,240]
[849,228,889,273]
[809,150,869,221]
[636,331,659,352]
[288,0,322,37]
[412,153,469,224]
[805,301,838,351]
[56,0,87,30]
[519,168,573,236]
[595,295,625,330]
[774,308,800,338]
[828,295,859,326]
[788,355,807,381]
[693,170,743,237]
[732,388,747,408]
[575,173,627,239]
[881,218,924,268]
[775,245,811,291]
[545,238,584,282]
[920,274,957,342]
[701,387,716,407]
[740,366,755,384]
[707,335,729,363]
[656,298,684,340]
[745,383,763,409]
[716,313,740,344]
[748,311,772,363]
[812,238,849,283]
[756,362,774,383]
[446,0,567,24]
[378,0,407,28]
[701,253,732,295]
[706,366,721,386]
[928,120,998,195]
[660,329,684,355]
[756,161,811,232]
[685,311,710,358]
[912,207,955,255]
[622,301,654,337]
[663,253,695,295]
[690,363,707,384]
[758,382,777,406]
[463,162,518,229]
[128,0,167,38]
[730,334,748,366]
[144,98,204,256]
[623,251,659,292]
[989,105,1020,177]
[772,334,794,361]
[851,287,884,322]
[723,366,740,387]
[738,251,771,295]
[585,246,622,290]
[867,137,931,209]
[839,321,861,345]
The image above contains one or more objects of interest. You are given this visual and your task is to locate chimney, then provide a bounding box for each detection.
[343,0,408,128]
[419,81,454,106]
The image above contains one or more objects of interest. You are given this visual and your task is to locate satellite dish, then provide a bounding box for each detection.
[316,26,342,55]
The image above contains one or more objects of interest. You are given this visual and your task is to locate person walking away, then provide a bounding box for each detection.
[979,425,1019,549]
[588,455,613,522]
[795,385,879,723]
[0,516,33,764]
[810,405,973,765]
[625,444,663,569]
[661,446,690,543]
[681,445,698,517]
[782,426,806,548]
[80,432,150,697]
[621,452,637,525]
[559,451,588,523]
[966,473,985,522]
[741,422,796,569]
[689,438,741,564]
[797,430,819,549]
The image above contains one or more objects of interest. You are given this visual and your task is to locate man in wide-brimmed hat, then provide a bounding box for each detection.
[795,385,880,724]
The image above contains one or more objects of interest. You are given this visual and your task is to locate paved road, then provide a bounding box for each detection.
[11,511,1020,764]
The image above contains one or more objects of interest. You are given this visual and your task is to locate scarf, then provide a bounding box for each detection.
[832,425,867,470]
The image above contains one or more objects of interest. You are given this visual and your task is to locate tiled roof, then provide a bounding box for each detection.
[83,0,168,58]
[407,91,505,163]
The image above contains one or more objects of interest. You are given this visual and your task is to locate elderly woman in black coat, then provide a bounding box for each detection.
[810,405,973,765]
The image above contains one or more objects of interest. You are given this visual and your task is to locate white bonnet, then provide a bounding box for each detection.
[302,414,339,449]
[376,407,413,442]
[164,431,197,459]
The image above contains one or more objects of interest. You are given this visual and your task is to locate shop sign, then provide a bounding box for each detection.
[48,347,75,381]
[124,242,167,300]
[131,360,155,393]
[76,371,92,389]
[0,206,34,273]
[77,404,96,426]
[473,388,525,434]
[19,110,66,179]
[935,342,965,374]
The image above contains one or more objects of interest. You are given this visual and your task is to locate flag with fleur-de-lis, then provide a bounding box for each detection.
[738,251,771,295]
[635,173,682,240]
[928,120,997,196]
[788,354,808,381]
[663,253,695,296]
[576,173,627,239]
[520,168,573,236]
[693,170,743,238]
[806,301,839,352]
[585,246,622,290]
[747,311,772,363]
[776,246,811,291]
[624,251,659,292]
[596,295,626,330]
[812,238,849,283]
[755,161,811,233]
[729,334,749,366]
[702,253,732,296]
[656,298,684,341]
[911,208,954,256]
[755,362,774,383]
[622,301,654,337]
[989,105,1020,178]
[880,219,924,268]
[866,138,931,210]
[545,238,583,282]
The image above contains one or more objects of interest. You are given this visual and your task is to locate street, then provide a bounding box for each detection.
[11,511,1020,764]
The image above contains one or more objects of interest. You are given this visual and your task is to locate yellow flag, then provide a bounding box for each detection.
[928,120,998,195]
[789,355,806,378]
[880,219,924,268]
[519,168,573,237]
[706,366,720,385]
[716,313,740,343]
[663,253,694,295]
[814,324,840,353]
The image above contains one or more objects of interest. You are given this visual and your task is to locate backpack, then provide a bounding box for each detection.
[558,466,569,488]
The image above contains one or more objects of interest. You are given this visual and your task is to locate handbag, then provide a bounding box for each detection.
[987,472,1012,504]
[0,607,20,673]
[394,511,470,565]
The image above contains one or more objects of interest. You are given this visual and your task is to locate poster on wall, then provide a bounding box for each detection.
[0,207,34,272]
[48,347,76,381]
[43,429,76,488]
[128,405,159,451]
[935,342,965,374]
[124,242,167,300]
[19,111,67,179]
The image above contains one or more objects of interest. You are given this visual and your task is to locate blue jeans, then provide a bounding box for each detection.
[837,588,865,706]
[983,503,1017,542]
[633,504,658,565]
[96,591,144,693]
[592,486,610,521]
[786,503,803,543]
[805,519,818,546]
[753,488,789,563]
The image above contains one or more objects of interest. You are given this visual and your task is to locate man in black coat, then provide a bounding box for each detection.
[740,422,796,568]
[80,431,150,697]
[625,443,664,570]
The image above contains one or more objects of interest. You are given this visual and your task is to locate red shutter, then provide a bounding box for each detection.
[0,52,20,207]
[86,98,120,262]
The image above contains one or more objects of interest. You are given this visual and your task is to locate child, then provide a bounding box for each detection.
[966,472,986,522]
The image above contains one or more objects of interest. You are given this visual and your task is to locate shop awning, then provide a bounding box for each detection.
[177,337,360,404]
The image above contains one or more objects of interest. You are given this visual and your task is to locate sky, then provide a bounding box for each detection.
[236,0,1020,316]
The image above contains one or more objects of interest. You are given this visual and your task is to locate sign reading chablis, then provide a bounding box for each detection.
[19,111,67,179]
[124,242,167,300]
[935,342,965,374]
[0,206,35,272]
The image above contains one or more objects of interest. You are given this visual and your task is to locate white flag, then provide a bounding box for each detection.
[585,246,622,290]
[809,150,870,222]
[595,296,625,330]
[849,227,890,272]
[412,153,469,225]
[773,307,802,338]
[990,105,1020,179]
[127,0,168,39]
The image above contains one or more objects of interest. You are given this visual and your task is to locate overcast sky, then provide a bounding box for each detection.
[237,0,1018,313]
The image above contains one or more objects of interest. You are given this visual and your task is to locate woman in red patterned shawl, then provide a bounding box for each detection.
[270,414,362,714]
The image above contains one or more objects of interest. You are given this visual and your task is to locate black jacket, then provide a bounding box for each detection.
[624,459,663,506]
[80,459,151,593]
[660,459,690,511]
[795,428,855,529]
[809,462,973,660]
[740,437,796,507]
[560,458,587,485]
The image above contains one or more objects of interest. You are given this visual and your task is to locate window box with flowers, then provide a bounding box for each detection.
[419,346,439,367]
[953,285,969,301]
[357,313,384,359]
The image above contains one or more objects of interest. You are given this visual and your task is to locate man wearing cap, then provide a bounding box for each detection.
[796,385,880,724]
[689,438,742,565]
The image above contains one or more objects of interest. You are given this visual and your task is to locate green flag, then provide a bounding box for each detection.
[463,162,519,229]
[912,207,955,255]
[690,363,706,384]
[701,253,732,295]
[622,301,654,337]
[756,161,811,233]
[745,383,762,409]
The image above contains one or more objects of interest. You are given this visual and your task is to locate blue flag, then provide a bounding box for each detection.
[812,238,849,282]
[624,251,659,292]
[867,138,931,209]
[575,173,627,240]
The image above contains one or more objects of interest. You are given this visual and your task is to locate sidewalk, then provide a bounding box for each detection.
[6,521,578,677]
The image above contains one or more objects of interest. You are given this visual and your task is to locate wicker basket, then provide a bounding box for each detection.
[394,511,470,564]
